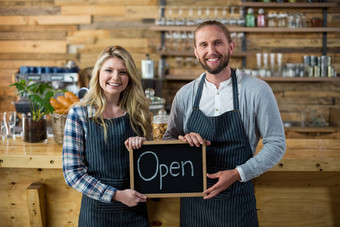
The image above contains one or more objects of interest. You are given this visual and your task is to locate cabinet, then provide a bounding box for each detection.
[151,2,339,81]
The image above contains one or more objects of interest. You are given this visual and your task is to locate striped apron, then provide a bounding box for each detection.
[78,114,149,227]
[181,69,259,227]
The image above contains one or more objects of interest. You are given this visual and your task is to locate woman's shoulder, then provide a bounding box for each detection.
[68,105,95,119]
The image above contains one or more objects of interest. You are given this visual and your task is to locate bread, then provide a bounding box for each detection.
[64,91,80,103]
[57,96,73,109]
[50,98,64,110]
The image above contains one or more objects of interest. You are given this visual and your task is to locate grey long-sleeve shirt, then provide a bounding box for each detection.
[163,70,286,182]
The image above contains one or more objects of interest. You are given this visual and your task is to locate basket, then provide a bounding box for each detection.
[51,113,67,144]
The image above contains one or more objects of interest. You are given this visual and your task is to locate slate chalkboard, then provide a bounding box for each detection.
[129,140,206,198]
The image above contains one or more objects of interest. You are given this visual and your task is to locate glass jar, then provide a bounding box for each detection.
[152,109,169,140]
[267,11,277,27]
[145,88,166,117]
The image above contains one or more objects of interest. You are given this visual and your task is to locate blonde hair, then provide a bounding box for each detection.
[79,45,152,140]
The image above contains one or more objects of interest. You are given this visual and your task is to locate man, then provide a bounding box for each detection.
[162,20,286,226]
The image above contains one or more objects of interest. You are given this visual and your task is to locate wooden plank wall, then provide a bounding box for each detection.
[0,0,339,123]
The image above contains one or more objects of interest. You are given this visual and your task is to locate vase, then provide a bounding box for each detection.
[24,116,47,143]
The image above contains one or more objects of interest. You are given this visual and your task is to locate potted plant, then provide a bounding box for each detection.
[10,80,60,143]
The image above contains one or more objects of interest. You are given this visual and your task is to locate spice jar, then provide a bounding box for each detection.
[152,109,169,140]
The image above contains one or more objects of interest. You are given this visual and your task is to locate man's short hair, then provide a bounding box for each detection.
[194,20,232,47]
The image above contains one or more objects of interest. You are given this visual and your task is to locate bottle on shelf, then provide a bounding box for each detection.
[165,7,175,26]
[246,8,255,27]
[257,8,266,27]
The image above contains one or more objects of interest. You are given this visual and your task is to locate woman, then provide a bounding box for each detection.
[62,45,152,226]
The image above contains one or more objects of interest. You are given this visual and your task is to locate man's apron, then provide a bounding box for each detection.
[78,113,149,227]
[181,69,258,227]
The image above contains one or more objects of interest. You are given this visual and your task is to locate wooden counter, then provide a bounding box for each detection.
[0,138,340,226]
[1,138,340,171]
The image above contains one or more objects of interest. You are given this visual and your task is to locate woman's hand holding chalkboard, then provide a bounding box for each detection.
[178,132,211,147]
[203,169,241,199]
[124,136,146,150]
[113,189,147,207]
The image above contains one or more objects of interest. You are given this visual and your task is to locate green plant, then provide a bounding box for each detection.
[10,80,62,121]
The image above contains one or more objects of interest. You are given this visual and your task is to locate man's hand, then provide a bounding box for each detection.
[203,169,241,199]
[113,189,147,207]
[124,136,146,150]
[178,132,211,147]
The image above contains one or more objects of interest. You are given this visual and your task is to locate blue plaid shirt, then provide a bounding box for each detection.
[62,106,116,203]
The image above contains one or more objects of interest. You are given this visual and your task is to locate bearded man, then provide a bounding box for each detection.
[163,20,286,227]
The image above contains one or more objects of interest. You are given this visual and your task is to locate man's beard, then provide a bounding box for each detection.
[198,50,230,74]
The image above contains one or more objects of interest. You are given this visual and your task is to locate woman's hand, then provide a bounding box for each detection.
[124,136,146,150]
[178,132,211,147]
[113,189,147,207]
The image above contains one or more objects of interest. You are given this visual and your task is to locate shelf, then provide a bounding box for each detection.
[240,2,337,8]
[151,26,340,33]
[256,76,340,82]
[157,51,250,57]
[165,75,340,82]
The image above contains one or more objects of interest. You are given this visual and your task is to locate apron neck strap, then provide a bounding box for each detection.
[193,68,239,110]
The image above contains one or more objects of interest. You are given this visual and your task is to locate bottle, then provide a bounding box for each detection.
[246,8,255,27]
[141,54,154,79]
[257,8,265,27]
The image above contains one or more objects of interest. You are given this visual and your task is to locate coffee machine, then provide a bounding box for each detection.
[13,62,80,114]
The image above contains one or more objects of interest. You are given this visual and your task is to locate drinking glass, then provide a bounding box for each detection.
[1,112,9,139]
[196,7,203,25]
[221,7,229,25]
[256,53,262,70]
[8,111,16,138]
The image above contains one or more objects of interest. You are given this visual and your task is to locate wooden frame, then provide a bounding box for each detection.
[129,140,206,198]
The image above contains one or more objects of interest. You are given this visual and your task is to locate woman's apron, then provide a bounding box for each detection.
[181,69,259,227]
[78,113,149,227]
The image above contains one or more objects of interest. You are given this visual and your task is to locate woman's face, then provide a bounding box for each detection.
[99,56,129,100]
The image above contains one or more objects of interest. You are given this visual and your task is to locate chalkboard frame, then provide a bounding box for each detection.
[129,140,207,198]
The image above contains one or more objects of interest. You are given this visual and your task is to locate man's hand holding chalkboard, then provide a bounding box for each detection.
[203,169,241,199]
[178,132,211,147]
[125,136,146,150]
[113,189,147,207]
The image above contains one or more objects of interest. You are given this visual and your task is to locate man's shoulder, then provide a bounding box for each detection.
[240,72,271,91]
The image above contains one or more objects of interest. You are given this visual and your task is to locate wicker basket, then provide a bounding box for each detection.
[51,113,67,144]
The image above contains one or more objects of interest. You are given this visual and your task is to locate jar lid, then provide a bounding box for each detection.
[153,109,169,124]
[145,88,166,106]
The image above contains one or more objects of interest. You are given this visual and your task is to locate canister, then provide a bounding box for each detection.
[152,109,169,140]
[145,88,166,116]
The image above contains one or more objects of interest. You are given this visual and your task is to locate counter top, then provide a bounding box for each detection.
[1,138,340,171]
[0,138,62,169]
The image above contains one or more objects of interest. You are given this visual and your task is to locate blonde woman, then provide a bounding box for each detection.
[63,45,152,226]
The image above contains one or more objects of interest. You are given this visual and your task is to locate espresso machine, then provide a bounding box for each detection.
[13,61,80,114]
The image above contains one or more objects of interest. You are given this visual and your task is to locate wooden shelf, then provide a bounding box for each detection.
[259,77,340,82]
[240,2,337,8]
[165,75,340,82]
[157,51,250,57]
[151,26,340,33]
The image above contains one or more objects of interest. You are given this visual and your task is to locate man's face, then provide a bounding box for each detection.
[194,26,234,74]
